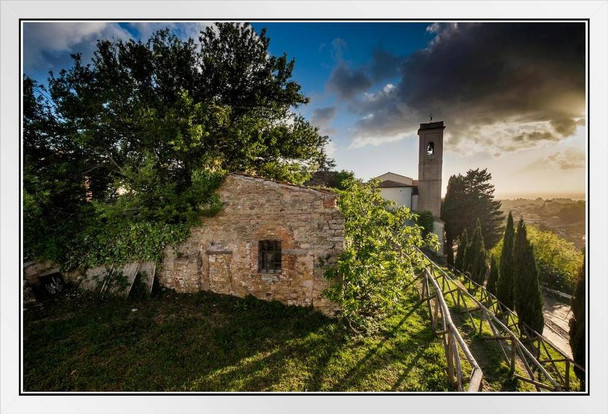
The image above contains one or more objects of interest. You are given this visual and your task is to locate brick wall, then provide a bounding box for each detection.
[157,174,345,315]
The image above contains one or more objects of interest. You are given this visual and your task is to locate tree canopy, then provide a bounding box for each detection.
[24,23,334,267]
[441,168,504,257]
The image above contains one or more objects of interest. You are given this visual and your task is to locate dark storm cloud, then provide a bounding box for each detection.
[345,23,586,153]
[370,49,404,81]
[311,106,337,128]
[327,62,373,100]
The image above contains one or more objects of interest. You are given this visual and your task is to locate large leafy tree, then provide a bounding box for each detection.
[25,23,333,267]
[513,219,544,335]
[496,212,516,310]
[569,256,585,388]
[441,168,504,258]
[48,24,331,200]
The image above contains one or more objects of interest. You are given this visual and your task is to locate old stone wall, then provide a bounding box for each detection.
[157,174,345,315]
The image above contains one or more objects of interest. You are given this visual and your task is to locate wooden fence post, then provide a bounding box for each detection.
[510,338,517,374]
[446,332,455,386]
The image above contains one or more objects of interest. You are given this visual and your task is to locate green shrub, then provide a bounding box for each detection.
[324,179,438,334]
[526,226,583,293]
[415,210,435,238]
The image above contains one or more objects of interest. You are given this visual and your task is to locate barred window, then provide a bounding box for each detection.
[258,240,282,273]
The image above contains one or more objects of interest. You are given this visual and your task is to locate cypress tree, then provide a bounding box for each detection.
[463,231,476,275]
[569,256,585,388]
[469,219,487,285]
[487,255,499,295]
[496,212,515,310]
[454,229,468,272]
[513,219,544,335]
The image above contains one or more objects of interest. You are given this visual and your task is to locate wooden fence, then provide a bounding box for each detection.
[445,263,584,391]
[417,266,484,391]
[415,251,583,392]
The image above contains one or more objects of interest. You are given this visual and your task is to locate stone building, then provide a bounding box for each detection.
[375,121,446,255]
[157,173,344,315]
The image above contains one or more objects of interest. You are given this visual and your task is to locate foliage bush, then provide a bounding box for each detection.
[324,179,438,334]
[491,221,583,294]
[526,225,583,293]
[414,210,435,238]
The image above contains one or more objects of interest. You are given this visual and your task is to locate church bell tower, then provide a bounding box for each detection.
[417,121,444,218]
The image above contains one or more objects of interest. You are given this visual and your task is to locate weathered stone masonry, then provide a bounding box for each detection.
[157,174,345,315]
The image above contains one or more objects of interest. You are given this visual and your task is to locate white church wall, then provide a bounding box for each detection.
[379,187,413,209]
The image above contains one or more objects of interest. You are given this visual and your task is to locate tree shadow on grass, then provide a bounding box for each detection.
[24,290,448,392]
[325,299,448,392]
[23,290,333,391]
[335,301,424,389]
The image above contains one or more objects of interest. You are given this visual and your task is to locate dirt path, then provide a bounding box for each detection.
[542,294,573,359]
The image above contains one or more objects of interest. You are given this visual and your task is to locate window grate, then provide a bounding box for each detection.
[258,240,282,273]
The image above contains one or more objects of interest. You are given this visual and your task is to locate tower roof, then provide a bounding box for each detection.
[418,121,445,132]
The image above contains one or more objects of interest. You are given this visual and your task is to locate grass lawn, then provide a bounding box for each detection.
[24,285,449,392]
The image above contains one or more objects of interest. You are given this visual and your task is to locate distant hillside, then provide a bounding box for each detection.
[499,198,585,250]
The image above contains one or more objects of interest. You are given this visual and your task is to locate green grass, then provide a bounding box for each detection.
[24,286,449,392]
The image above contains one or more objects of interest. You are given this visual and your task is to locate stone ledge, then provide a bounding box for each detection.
[282,249,309,255]
[206,249,233,255]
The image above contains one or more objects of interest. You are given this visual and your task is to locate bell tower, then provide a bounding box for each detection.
[417,121,444,218]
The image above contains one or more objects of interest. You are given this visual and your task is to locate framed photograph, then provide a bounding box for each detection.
[2,1,606,413]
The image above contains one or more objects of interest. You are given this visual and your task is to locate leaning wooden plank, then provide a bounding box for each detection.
[108,262,140,297]
[81,266,111,291]
[137,261,156,295]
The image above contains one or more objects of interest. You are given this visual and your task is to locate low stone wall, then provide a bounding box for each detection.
[158,174,345,315]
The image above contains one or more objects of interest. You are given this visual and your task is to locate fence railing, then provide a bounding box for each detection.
[418,254,583,391]
[418,265,484,391]
[446,263,584,391]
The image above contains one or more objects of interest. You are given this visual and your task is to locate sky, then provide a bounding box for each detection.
[22,21,587,200]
